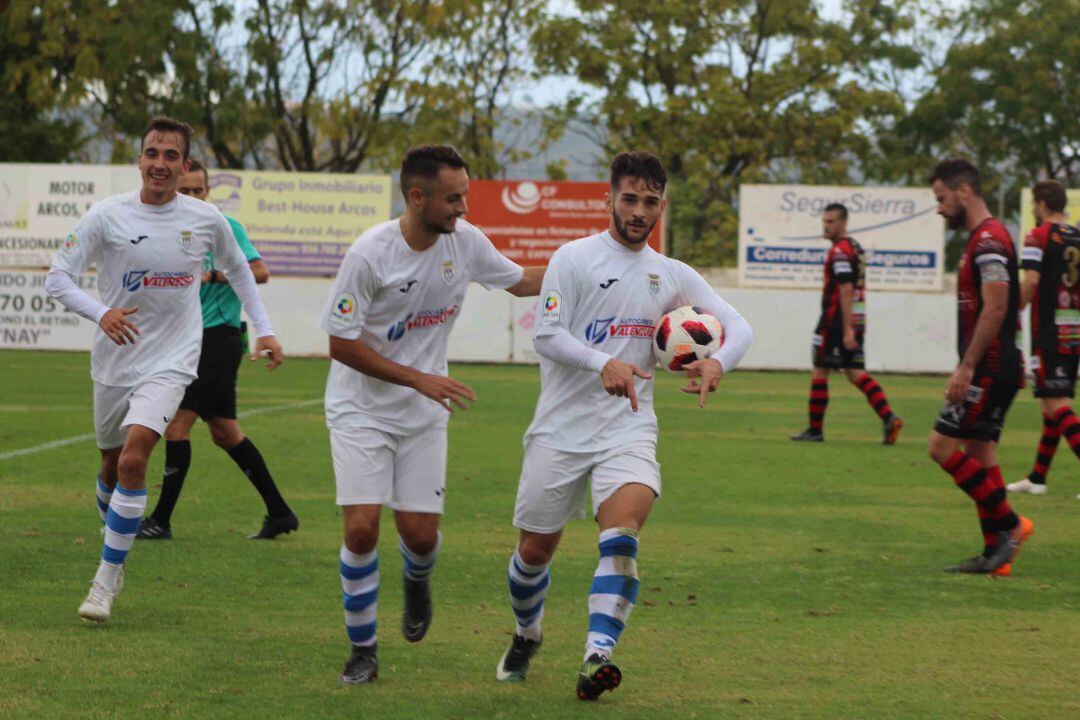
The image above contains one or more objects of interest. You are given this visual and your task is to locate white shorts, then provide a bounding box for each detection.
[330,425,448,513]
[93,376,189,449]
[513,441,661,534]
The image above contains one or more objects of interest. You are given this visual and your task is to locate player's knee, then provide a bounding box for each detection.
[116,450,149,482]
[210,425,243,449]
[399,524,439,555]
[518,535,558,566]
[927,434,952,465]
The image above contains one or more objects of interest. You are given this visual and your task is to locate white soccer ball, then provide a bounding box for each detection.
[652,306,724,372]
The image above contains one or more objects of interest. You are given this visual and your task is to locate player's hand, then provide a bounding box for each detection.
[99,306,140,346]
[946,364,974,404]
[252,335,284,370]
[201,270,213,285]
[681,357,724,408]
[414,373,477,412]
[601,358,652,412]
[843,331,858,351]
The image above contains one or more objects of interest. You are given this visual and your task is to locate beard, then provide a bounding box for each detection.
[612,213,656,245]
[944,206,967,230]
[422,214,459,236]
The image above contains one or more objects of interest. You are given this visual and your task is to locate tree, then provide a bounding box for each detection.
[533,0,918,265]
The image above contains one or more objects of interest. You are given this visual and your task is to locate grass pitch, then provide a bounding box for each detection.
[2,350,1080,719]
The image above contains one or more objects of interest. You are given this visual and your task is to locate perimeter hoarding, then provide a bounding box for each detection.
[0,163,391,276]
[206,170,390,275]
[466,180,663,266]
[738,184,944,291]
[1020,187,1080,240]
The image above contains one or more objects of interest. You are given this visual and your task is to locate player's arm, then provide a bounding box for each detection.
[946,269,1008,403]
[206,259,269,286]
[328,335,475,411]
[1020,269,1040,309]
[838,282,857,349]
[212,215,282,369]
[504,265,545,297]
[45,207,140,346]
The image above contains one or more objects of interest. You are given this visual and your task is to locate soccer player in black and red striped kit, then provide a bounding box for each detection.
[1008,180,1080,497]
[927,158,1033,575]
[791,203,903,444]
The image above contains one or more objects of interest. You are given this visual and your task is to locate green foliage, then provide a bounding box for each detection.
[533,0,915,265]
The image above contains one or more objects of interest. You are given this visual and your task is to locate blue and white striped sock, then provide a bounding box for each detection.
[95,474,113,525]
[101,485,146,567]
[399,531,441,581]
[585,527,640,660]
[508,550,550,642]
[341,545,378,647]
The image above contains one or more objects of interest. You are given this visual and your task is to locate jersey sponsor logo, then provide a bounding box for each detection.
[400,279,418,293]
[122,269,195,291]
[329,291,358,326]
[442,260,455,285]
[599,278,619,289]
[541,290,561,322]
[648,273,661,295]
[585,316,655,343]
[387,305,460,341]
[129,235,148,245]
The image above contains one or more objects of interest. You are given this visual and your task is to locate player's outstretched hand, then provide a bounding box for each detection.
[945,364,973,404]
[99,306,140,346]
[253,335,284,370]
[601,358,652,412]
[681,357,724,408]
[414,373,477,412]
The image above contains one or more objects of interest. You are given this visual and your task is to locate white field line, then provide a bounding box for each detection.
[0,398,323,462]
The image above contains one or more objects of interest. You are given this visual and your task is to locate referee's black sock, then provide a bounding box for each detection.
[150,440,191,526]
[228,438,291,518]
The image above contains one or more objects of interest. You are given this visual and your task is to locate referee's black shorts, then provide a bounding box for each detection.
[179,325,244,420]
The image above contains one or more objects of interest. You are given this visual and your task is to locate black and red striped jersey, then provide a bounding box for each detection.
[816,237,865,331]
[1022,221,1080,355]
[956,218,1021,381]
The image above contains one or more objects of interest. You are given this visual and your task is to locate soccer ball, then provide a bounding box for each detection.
[652,306,724,372]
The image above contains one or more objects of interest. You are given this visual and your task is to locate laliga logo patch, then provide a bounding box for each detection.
[501,182,542,215]
[330,291,358,326]
[541,290,561,322]
[442,260,455,285]
[63,232,78,251]
[123,269,150,291]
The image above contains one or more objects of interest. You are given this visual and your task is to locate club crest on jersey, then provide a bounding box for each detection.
[329,291,358,327]
[648,273,661,295]
[442,260,455,285]
[541,290,561,323]
[180,230,193,248]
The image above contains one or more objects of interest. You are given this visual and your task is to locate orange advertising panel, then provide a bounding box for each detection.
[467,180,664,266]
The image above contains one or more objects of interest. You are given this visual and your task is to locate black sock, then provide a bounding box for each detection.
[150,440,192,526]
[227,438,291,518]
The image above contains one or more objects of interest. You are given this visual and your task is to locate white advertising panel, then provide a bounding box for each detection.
[0,270,99,350]
[738,184,945,291]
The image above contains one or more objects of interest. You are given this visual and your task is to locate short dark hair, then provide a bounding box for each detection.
[400,145,468,198]
[1033,179,1067,213]
[610,151,667,193]
[141,115,193,159]
[823,203,848,220]
[929,158,981,196]
[185,158,209,184]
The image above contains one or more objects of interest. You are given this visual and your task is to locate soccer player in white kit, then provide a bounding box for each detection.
[321,145,543,684]
[44,117,283,624]
[494,152,754,700]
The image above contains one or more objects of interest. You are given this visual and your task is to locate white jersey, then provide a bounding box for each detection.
[525,231,752,452]
[321,218,523,434]
[50,192,260,387]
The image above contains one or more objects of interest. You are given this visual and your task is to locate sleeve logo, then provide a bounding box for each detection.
[541,290,561,322]
[330,291,358,326]
[63,233,78,251]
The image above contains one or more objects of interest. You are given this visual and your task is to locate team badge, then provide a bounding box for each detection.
[541,290,561,323]
[442,260,455,285]
[330,291,358,327]
[648,273,661,295]
[180,230,193,248]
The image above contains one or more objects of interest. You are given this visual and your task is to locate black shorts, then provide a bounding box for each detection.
[933,376,1018,442]
[1031,347,1079,398]
[179,325,244,420]
[812,329,865,370]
